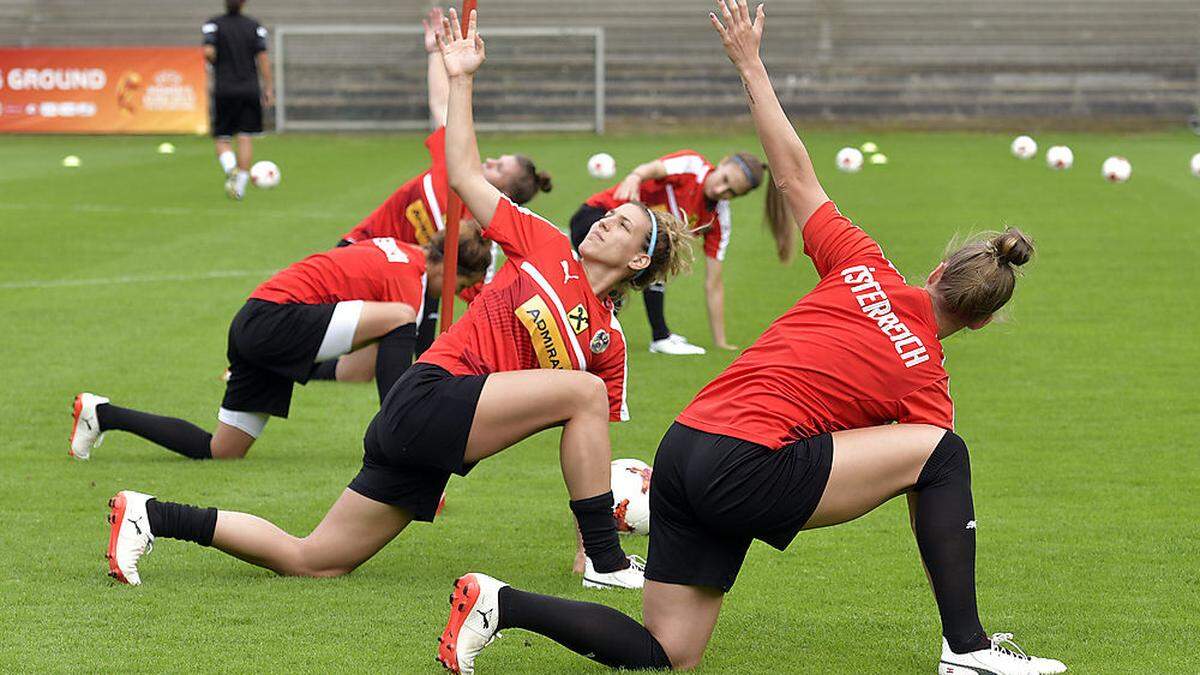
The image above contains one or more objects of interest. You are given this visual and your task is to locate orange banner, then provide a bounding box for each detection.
[0,47,209,134]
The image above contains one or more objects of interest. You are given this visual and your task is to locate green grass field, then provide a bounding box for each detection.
[1,128,1197,673]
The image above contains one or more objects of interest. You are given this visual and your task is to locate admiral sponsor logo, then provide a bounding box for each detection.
[406,200,436,244]
[840,264,929,368]
[515,295,570,369]
[567,303,589,334]
[589,329,610,354]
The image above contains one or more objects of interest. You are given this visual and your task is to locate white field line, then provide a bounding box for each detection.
[0,269,276,290]
[0,201,344,221]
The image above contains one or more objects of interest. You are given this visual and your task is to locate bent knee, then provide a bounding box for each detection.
[283,541,359,578]
[914,430,971,491]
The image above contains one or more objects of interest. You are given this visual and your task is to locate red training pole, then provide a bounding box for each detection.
[439,0,478,334]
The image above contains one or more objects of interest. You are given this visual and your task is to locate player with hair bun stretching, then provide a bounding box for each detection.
[570,147,790,354]
[99,9,692,593]
[435,3,1066,674]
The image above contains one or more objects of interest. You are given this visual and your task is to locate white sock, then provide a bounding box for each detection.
[234,170,250,197]
[218,150,237,176]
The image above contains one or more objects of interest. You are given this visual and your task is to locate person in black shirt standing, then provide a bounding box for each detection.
[203,0,273,200]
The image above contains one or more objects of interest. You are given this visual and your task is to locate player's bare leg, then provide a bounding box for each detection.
[349,302,418,401]
[642,580,724,669]
[209,421,257,459]
[210,489,412,577]
[464,369,640,584]
[334,344,378,382]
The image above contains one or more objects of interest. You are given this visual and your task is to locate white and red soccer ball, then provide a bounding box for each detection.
[250,160,281,189]
[611,458,652,535]
[1010,135,1037,160]
[836,147,864,173]
[1045,145,1073,170]
[1101,156,1132,183]
[587,152,616,179]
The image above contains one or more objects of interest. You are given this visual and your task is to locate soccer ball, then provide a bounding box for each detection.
[1045,145,1073,170]
[1101,156,1132,183]
[1010,135,1037,159]
[1190,152,1200,178]
[250,160,281,189]
[587,152,616,179]
[836,147,864,173]
[611,458,652,535]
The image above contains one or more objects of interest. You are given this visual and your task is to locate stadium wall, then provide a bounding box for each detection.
[2,0,1198,125]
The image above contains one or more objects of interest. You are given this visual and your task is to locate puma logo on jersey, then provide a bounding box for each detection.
[561,260,579,284]
[966,520,977,530]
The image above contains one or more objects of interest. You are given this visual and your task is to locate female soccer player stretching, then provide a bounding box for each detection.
[313,6,553,378]
[570,147,788,354]
[71,232,490,461]
[101,8,691,591]
[435,3,1066,674]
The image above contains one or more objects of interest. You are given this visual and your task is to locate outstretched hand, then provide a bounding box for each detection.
[422,7,445,54]
[709,0,765,69]
[436,8,485,77]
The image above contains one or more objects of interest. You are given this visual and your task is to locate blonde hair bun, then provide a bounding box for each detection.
[992,228,1034,267]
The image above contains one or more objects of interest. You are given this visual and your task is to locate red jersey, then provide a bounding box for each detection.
[586,150,732,261]
[341,127,467,246]
[676,201,953,449]
[420,198,630,422]
[250,238,428,314]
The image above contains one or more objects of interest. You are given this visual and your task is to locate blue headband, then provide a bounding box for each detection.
[635,206,658,280]
[730,155,761,190]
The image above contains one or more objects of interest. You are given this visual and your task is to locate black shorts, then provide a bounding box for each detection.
[644,422,834,592]
[568,204,606,251]
[221,299,334,418]
[348,363,488,521]
[212,95,263,138]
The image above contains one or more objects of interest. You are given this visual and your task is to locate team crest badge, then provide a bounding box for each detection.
[590,329,610,354]
[567,304,589,334]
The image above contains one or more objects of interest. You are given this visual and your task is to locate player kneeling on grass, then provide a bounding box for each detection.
[435,4,1065,675]
[100,13,690,592]
[72,230,490,462]
[571,147,787,354]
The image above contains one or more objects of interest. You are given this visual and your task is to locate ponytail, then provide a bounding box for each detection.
[762,168,795,262]
[509,155,553,205]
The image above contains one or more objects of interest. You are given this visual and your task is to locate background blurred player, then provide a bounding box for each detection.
[203,0,273,200]
[70,231,491,462]
[570,149,788,354]
[98,9,693,590]
[436,4,1066,674]
[316,7,552,372]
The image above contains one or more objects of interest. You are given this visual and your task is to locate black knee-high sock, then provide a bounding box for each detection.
[145,499,218,545]
[416,296,439,357]
[375,323,417,403]
[643,284,671,342]
[913,432,989,654]
[308,359,339,381]
[96,403,213,459]
[498,586,672,669]
[570,492,627,573]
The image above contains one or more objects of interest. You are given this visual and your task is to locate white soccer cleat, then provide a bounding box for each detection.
[437,572,508,674]
[648,334,706,356]
[105,490,155,586]
[224,174,242,200]
[582,554,645,590]
[939,633,1067,675]
[70,392,109,460]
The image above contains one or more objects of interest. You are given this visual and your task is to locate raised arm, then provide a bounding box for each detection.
[437,8,501,227]
[710,0,828,226]
[424,7,449,128]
